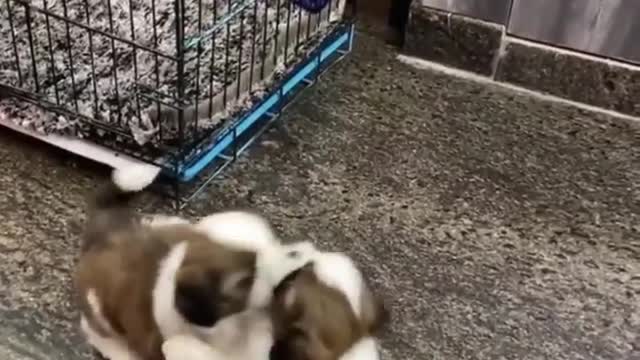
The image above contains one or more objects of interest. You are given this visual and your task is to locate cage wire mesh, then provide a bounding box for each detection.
[0,0,351,167]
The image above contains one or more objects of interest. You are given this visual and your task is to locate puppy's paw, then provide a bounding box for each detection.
[248,241,318,308]
[195,211,278,251]
[265,241,318,283]
[282,241,317,262]
[81,316,140,360]
[162,335,223,360]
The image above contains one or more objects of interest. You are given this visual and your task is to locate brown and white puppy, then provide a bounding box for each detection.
[162,250,388,360]
[159,241,322,360]
[268,251,388,360]
[75,164,313,360]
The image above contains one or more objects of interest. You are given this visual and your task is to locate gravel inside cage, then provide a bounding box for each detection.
[0,0,344,147]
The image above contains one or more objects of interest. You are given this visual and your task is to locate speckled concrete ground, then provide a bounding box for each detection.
[1,26,639,360]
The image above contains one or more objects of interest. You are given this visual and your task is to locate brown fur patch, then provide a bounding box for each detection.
[75,224,257,360]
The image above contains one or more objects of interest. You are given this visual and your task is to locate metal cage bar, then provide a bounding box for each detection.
[0,0,357,209]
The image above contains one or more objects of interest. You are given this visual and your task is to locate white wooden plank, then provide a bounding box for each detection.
[0,115,159,171]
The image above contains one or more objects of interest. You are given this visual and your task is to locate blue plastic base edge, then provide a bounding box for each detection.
[169,23,355,183]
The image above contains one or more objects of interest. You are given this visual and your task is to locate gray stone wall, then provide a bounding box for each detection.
[405,3,640,118]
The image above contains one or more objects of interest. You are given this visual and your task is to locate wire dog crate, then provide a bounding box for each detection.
[0,0,356,208]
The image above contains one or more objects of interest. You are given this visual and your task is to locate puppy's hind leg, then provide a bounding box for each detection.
[81,316,141,360]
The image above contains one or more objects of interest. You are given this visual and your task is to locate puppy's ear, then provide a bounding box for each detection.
[272,262,314,311]
[281,286,298,310]
[220,269,254,301]
[359,284,389,335]
[273,264,306,297]
[175,270,220,328]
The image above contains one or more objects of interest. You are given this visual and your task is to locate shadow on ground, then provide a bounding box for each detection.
[0,26,639,360]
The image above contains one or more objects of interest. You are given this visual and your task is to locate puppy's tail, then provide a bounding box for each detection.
[82,163,161,252]
[89,163,161,213]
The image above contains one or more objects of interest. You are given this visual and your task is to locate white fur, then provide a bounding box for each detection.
[211,311,273,354]
[111,163,161,192]
[86,289,115,335]
[81,316,141,360]
[152,241,193,340]
[312,252,364,317]
[162,334,227,360]
[248,241,318,307]
[142,214,190,227]
[81,295,140,360]
[207,308,273,360]
[341,337,381,360]
[258,241,317,286]
[163,308,273,360]
[195,211,278,253]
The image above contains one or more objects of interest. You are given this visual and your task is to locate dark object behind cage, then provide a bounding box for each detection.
[0,0,356,207]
